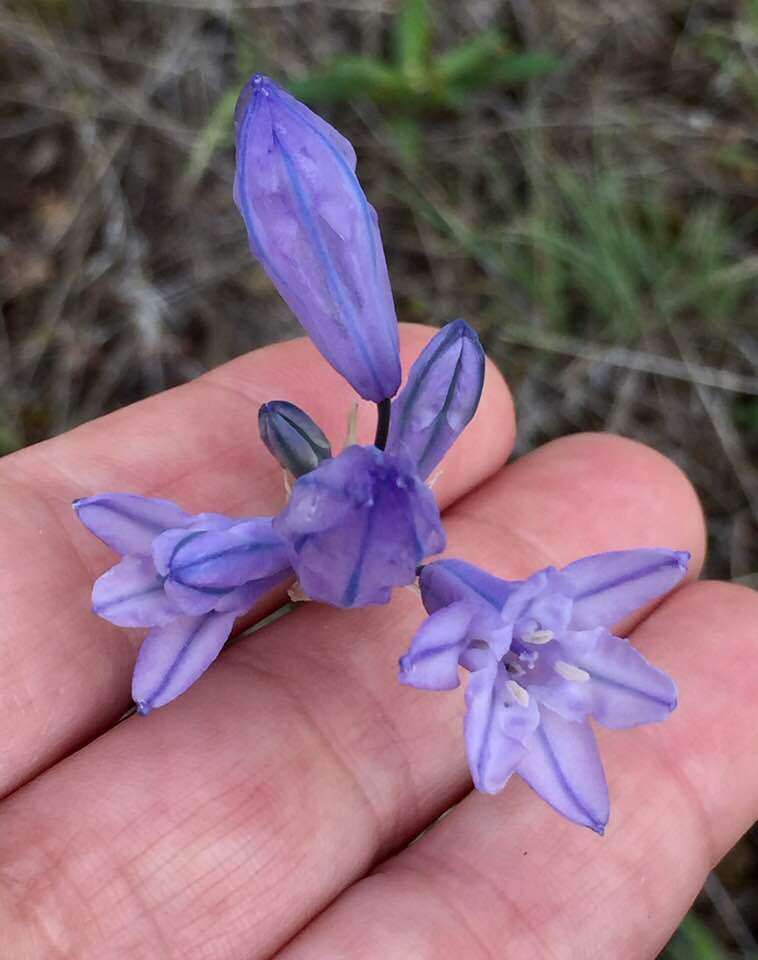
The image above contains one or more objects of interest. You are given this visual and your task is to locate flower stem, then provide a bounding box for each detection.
[374,398,391,450]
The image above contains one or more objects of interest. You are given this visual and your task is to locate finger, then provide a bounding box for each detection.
[277,578,756,960]
[0,324,514,796]
[0,434,704,960]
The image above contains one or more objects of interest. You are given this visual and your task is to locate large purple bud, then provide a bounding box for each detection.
[234,74,402,402]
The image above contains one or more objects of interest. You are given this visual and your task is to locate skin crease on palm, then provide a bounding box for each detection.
[0,325,755,960]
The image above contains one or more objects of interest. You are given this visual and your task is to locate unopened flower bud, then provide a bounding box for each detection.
[234,74,401,402]
[258,400,332,478]
[386,319,485,480]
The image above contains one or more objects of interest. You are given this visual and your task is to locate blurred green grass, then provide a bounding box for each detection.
[665,913,730,959]
[1,0,757,954]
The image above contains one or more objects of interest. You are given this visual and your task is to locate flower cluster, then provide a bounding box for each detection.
[74,73,689,832]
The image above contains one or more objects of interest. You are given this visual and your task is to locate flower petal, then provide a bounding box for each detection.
[185,513,236,532]
[558,549,690,630]
[516,706,609,833]
[526,652,594,724]
[398,602,475,690]
[465,663,538,794]
[91,556,178,627]
[165,569,292,616]
[132,612,236,714]
[234,75,357,179]
[386,320,485,479]
[272,465,355,538]
[559,628,677,728]
[501,569,555,622]
[162,518,290,590]
[212,573,292,613]
[419,559,519,614]
[152,514,241,577]
[74,493,190,556]
[517,590,573,637]
[152,529,199,578]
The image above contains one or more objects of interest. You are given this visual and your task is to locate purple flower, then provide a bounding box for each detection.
[74,494,293,713]
[234,74,401,402]
[386,320,485,480]
[274,444,445,607]
[399,549,689,832]
[259,400,332,478]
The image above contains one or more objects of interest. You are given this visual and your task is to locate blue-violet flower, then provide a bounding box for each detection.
[274,444,446,607]
[75,493,292,713]
[398,549,689,832]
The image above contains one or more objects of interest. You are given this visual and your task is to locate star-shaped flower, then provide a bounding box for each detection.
[399,550,689,832]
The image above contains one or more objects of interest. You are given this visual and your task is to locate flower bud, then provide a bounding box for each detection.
[234,74,402,402]
[386,319,485,480]
[258,400,332,478]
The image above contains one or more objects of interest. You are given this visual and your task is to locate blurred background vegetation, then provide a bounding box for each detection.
[0,0,756,954]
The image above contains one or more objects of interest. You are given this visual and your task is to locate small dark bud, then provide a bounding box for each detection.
[258,401,332,478]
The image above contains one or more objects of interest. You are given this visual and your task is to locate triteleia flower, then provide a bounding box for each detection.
[274,444,445,607]
[234,74,401,402]
[399,549,689,832]
[258,400,332,478]
[386,319,485,480]
[74,493,293,713]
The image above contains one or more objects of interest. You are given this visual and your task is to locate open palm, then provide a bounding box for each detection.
[0,325,753,959]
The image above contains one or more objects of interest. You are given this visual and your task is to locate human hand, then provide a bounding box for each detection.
[0,325,752,960]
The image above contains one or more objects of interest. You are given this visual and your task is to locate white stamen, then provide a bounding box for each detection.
[554,660,590,684]
[283,469,293,498]
[506,680,530,707]
[523,628,554,645]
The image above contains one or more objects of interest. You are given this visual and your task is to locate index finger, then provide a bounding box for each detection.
[0,324,514,796]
